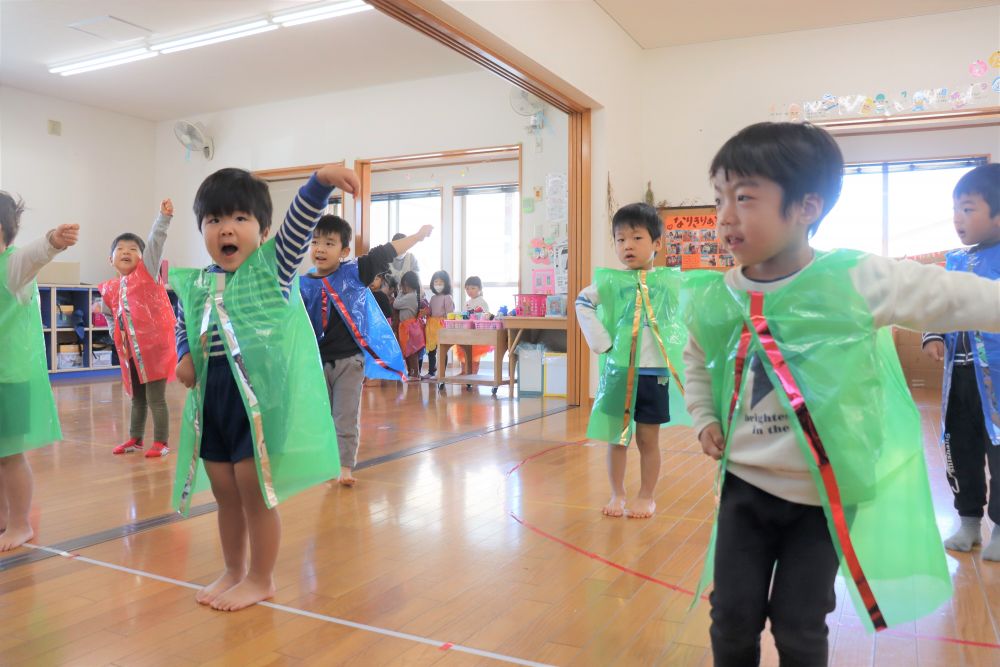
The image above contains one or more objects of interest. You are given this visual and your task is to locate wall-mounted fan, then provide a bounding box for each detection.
[510,88,547,151]
[174,120,214,160]
[509,88,544,116]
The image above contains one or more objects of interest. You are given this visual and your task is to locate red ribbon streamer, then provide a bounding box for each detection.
[743,291,886,631]
[321,277,407,381]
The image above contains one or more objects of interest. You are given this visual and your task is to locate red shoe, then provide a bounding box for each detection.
[145,442,170,458]
[113,438,143,455]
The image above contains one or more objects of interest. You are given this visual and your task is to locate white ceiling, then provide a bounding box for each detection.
[594,0,999,48]
[0,0,479,121]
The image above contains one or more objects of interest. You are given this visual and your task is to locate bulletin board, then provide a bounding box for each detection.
[659,206,735,270]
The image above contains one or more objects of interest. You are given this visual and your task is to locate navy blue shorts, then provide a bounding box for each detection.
[200,357,254,463]
[634,375,670,425]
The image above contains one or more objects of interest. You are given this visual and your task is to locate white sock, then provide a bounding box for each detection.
[944,516,982,552]
[982,524,1000,561]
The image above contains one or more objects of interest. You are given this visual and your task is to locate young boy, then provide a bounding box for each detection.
[170,164,358,611]
[0,191,78,551]
[922,163,1000,560]
[576,203,687,519]
[683,122,1000,665]
[300,215,431,486]
[100,198,177,458]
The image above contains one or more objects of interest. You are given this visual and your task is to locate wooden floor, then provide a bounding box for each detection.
[1,376,999,666]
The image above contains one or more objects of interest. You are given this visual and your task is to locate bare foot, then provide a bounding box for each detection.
[338,467,356,487]
[602,496,626,517]
[195,570,244,606]
[0,525,33,551]
[210,576,275,611]
[626,497,656,519]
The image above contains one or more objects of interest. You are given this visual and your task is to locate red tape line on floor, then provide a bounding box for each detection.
[505,442,1000,651]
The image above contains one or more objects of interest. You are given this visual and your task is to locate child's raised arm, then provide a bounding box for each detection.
[275,164,359,298]
[390,226,433,258]
[143,198,173,280]
[7,224,78,300]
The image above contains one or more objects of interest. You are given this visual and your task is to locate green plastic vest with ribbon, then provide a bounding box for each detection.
[587,267,690,445]
[683,249,951,632]
[169,238,339,514]
[0,247,62,454]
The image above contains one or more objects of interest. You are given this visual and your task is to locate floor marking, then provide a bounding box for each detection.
[22,543,556,666]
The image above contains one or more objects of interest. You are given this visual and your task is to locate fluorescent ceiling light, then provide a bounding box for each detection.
[157,24,278,54]
[48,2,367,76]
[151,19,275,53]
[49,48,157,76]
[273,1,372,27]
[59,52,158,76]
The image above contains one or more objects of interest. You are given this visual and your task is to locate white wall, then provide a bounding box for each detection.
[641,6,1000,206]
[152,70,568,276]
[444,0,645,272]
[0,86,156,284]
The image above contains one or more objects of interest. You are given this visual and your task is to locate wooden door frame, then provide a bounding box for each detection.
[366,0,592,405]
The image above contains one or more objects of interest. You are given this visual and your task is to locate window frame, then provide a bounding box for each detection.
[825,155,989,257]
[454,182,521,311]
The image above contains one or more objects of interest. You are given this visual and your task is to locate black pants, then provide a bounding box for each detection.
[427,349,437,375]
[945,364,1000,523]
[710,474,839,667]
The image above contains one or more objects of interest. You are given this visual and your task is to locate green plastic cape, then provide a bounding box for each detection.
[0,247,62,454]
[169,238,339,513]
[683,249,951,632]
[587,267,691,445]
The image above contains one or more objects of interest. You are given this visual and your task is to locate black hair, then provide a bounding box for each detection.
[710,122,844,236]
[954,163,1000,218]
[392,232,406,242]
[110,233,146,256]
[0,191,24,246]
[430,270,452,295]
[381,272,397,291]
[193,168,272,233]
[314,215,352,247]
[464,275,482,290]
[611,202,663,240]
[400,270,421,294]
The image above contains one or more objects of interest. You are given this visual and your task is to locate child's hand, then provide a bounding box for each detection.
[316,165,361,195]
[176,354,195,389]
[922,340,944,362]
[698,423,725,460]
[160,199,174,217]
[417,224,434,240]
[49,224,79,250]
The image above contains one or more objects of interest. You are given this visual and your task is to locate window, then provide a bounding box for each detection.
[455,184,520,311]
[327,195,342,218]
[370,189,442,279]
[813,157,986,257]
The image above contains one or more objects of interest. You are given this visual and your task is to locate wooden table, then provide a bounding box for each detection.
[436,326,509,395]
[502,316,568,394]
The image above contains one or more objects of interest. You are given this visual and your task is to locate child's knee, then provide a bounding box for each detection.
[634,427,659,451]
[769,609,830,658]
[0,453,26,469]
[710,597,766,640]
